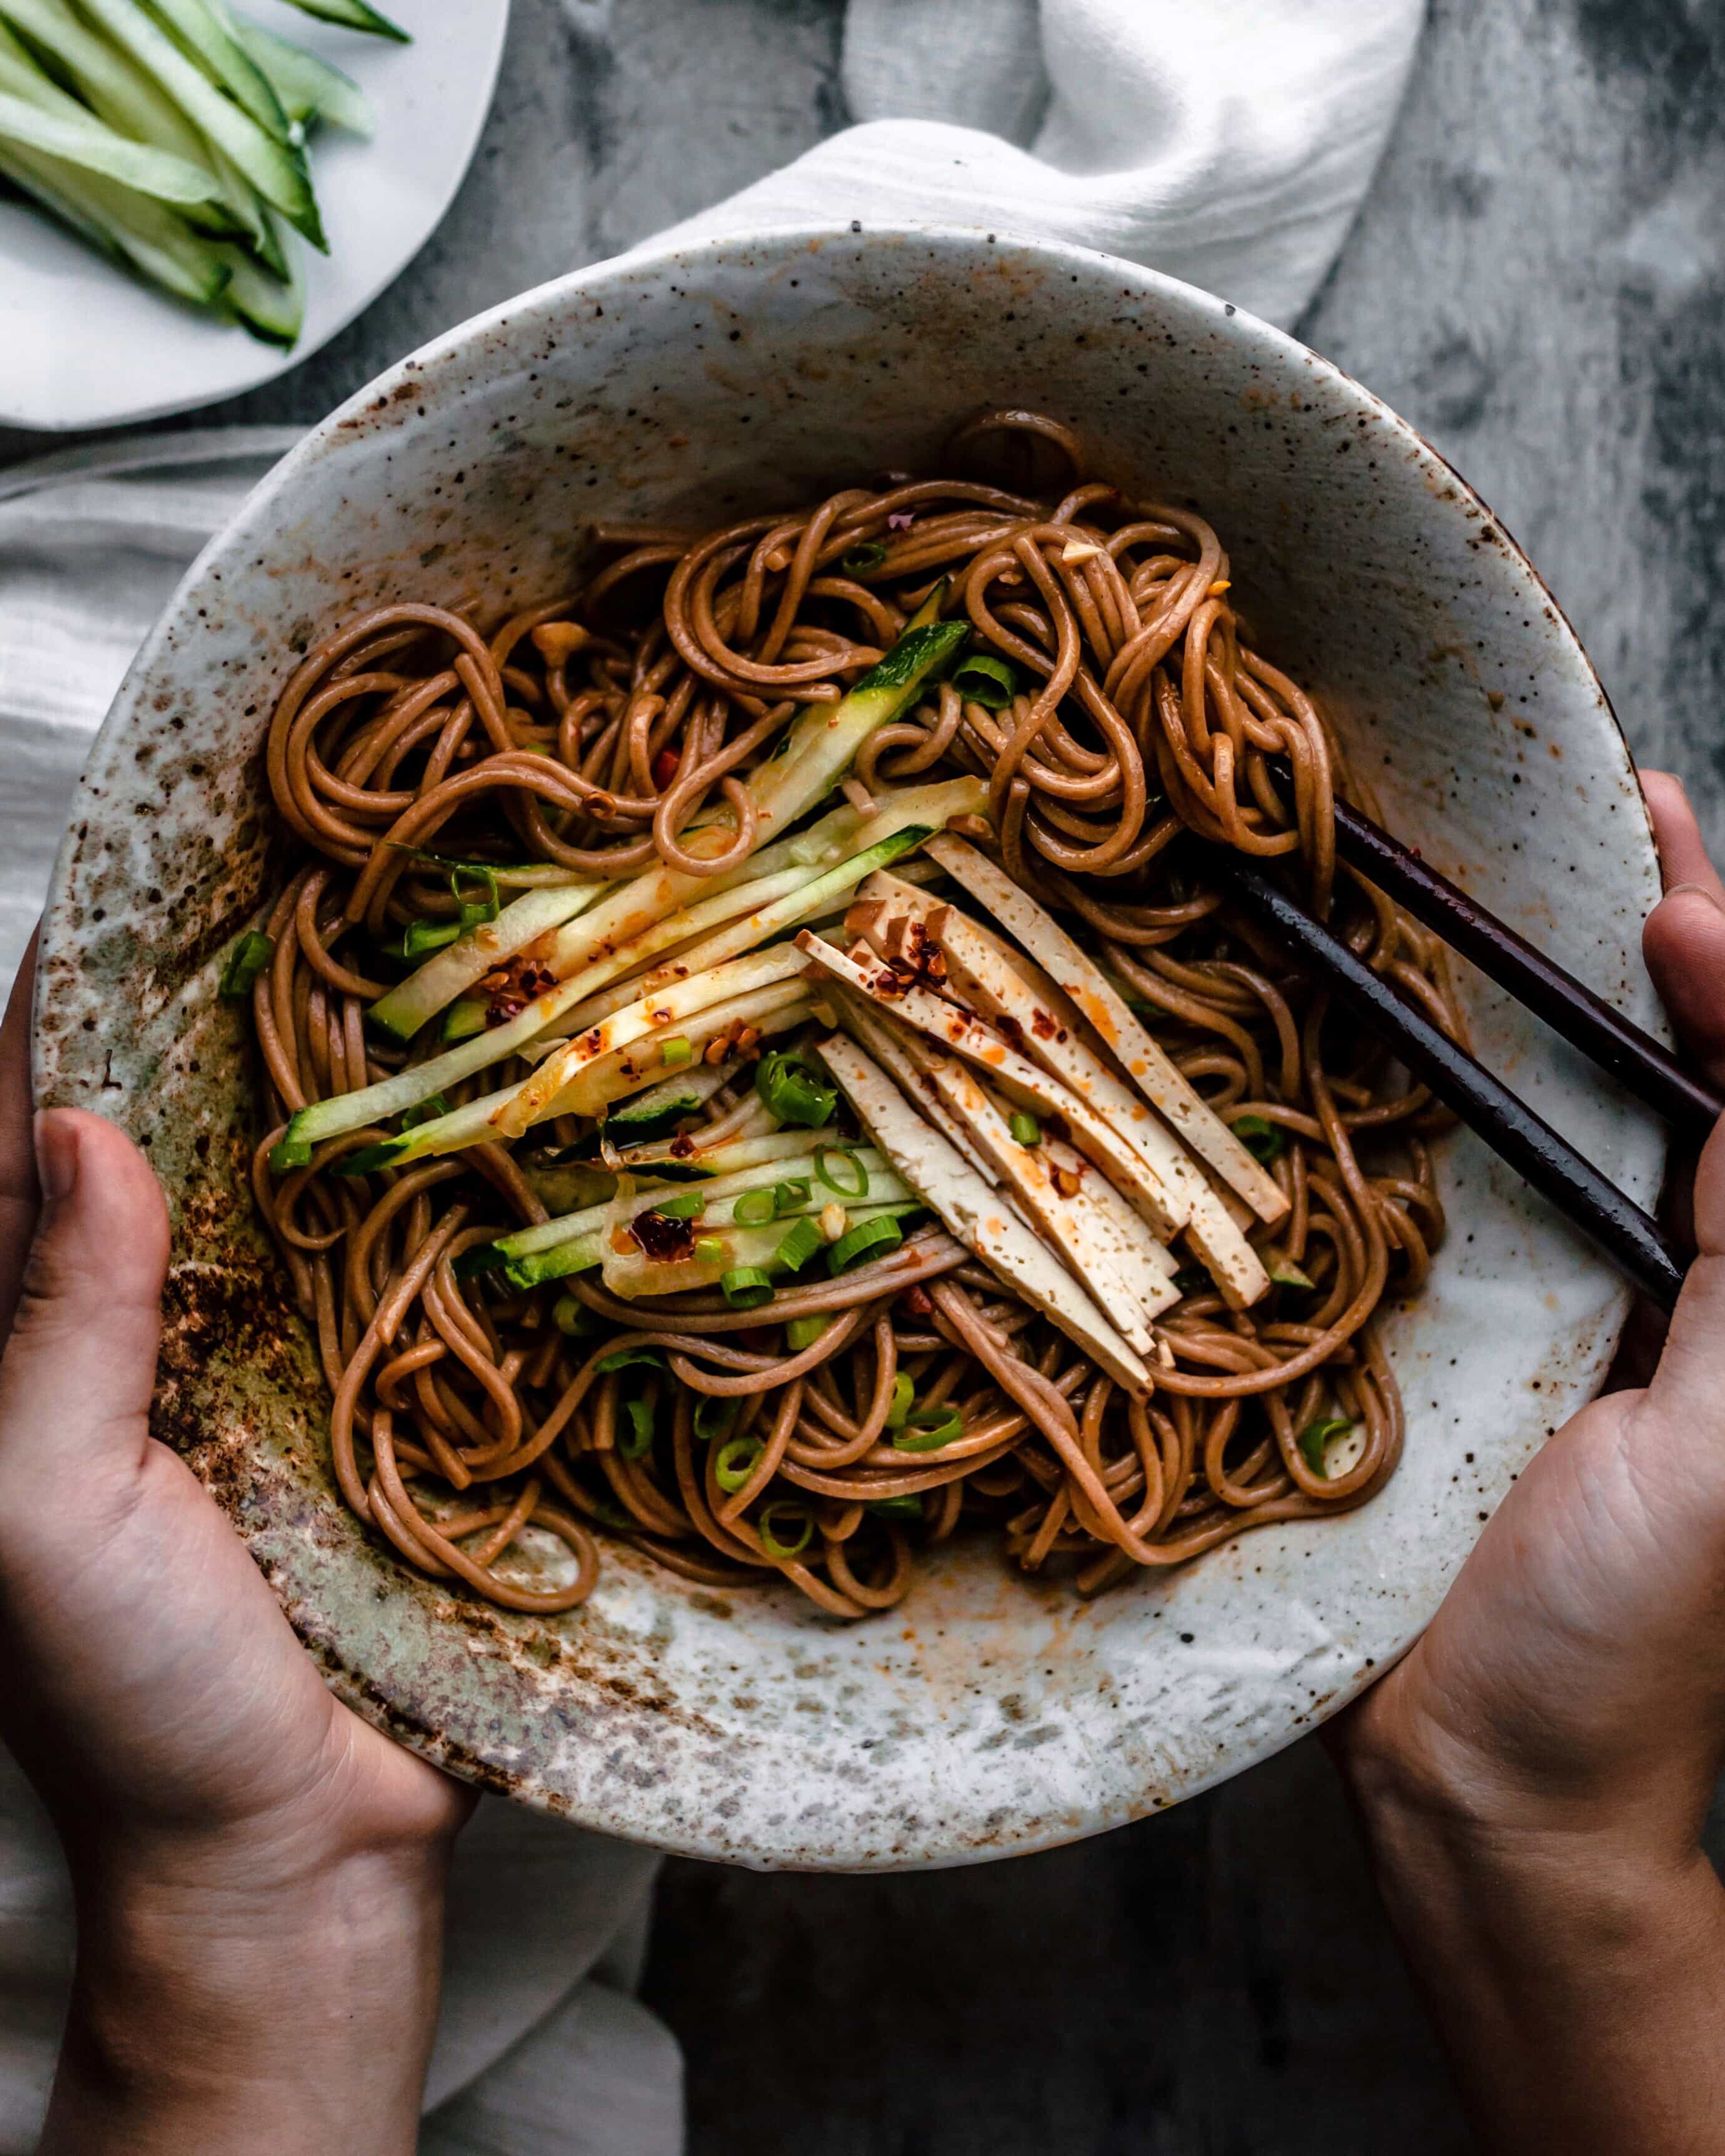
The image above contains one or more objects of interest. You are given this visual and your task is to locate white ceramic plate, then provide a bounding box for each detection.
[0,0,508,431]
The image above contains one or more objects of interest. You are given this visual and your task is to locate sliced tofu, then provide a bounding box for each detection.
[818,1033,1152,1399]
[833,990,1000,1184]
[1043,1131,1180,1289]
[798,932,1188,1241]
[805,925,1269,1309]
[923,835,1290,1226]
[919,1055,1174,1343]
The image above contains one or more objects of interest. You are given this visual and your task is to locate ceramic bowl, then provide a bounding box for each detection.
[32,227,1666,1870]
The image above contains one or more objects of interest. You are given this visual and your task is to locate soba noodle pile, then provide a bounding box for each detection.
[247,410,1458,1620]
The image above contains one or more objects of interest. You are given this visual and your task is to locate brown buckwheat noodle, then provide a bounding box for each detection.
[249,410,1459,1620]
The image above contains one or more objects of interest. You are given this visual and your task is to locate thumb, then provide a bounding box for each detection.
[0,1110,170,1481]
[1643,1111,1725,1432]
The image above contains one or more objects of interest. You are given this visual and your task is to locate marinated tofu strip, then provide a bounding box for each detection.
[924,835,1290,1226]
[798,932,1189,1242]
[818,1033,1152,1399]
[808,922,1268,1307]
[831,990,1000,1184]
[856,869,1222,1219]
[917,1053,1168,1345]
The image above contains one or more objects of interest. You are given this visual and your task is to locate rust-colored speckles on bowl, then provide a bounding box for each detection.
[33,228,1667,1871]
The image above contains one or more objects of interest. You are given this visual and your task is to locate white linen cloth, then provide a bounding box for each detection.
[0,1,1421,2145]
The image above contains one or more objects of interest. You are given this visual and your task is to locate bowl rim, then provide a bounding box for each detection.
[34,222,1663,1868]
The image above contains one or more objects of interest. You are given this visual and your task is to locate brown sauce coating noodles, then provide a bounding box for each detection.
[249,411,1460,1619]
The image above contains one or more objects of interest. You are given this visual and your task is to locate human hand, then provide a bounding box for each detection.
[1333,772,1725,2154]
[0,937,472,2155]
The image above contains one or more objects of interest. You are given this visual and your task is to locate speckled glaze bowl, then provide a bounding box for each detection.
[34,228,1666,1870]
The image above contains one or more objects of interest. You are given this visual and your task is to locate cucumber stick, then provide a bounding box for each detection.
[0,0,240,235]
[76,0,324,244]
[0,83,218,204]
[0,134,229,300]
[367,877,609,1044]
[217,224,301,341]
[230,13,372,135]
[279,0,408,42]
[146,0,291,145]
[287,824,929,1157]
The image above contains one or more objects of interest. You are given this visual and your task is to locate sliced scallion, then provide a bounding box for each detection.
[1008,1111,1041,1146]
[619,1396,655,1460]
[884,1374,914,1429]
[1231,1114,1285,1165]
[714,1435,764,1492]
[784,1314,832,1352]
[758,1501,813,1560]
[950,652,1017,709]
[1297,1415,1353,1480]
[218,929,274,998]
[771,1216,824,1274]
[552,1295,600,1337]
[694,1395,739,1444]
[595,1346,662,1376]
[828,1214,902,1273]
[756,1050,836,1129]
[815,1145,868,1198]
[866,1495,924,1520]
[891,1404,962,1453]
[659,1035,694,1068]
[721,1266,775,1310]
[693,1236,725,1266]
[772,1178,811,1217]
[732,1187,778,1228]
[651,1192,706,1221]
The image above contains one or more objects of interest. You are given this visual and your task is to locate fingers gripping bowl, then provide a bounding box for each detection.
[34,229,1665,1868]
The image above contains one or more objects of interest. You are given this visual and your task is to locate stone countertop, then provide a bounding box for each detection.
[9,2,1723,2149]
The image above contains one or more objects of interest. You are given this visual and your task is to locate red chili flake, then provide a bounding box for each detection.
[629,1210,696,1262]
[899,1283,933,1318]
[481,955,558,1027]
[652,747,681,789]
[995,1011,1026,1046]
[668,1132,697,1159]
[1031,1009,1057,1041]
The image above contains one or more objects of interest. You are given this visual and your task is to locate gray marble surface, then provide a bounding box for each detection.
[7,1,1723,2149]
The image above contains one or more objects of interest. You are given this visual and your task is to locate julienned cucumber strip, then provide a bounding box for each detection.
[500,1201,919,1294]
[229,16,373,134]
[751,618,966,828]
[218,227,302,343]
[485,1147,892,1264]
[366,872,606,1043]
[0,136,230,301]
[0,0,241,235]
[279,0,409,41]
[76,0,325,245]
[289,813,941,1154]
[0,139,113,253]
[324,980,809,1176]
[147,0,292,145]
[495,832,926,1138]
[0,85,220,204]
[601,1060,733,1140]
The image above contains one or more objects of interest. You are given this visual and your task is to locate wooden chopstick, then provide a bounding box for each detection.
[1265,752,1724,1135]
[1208,850,1686,1311]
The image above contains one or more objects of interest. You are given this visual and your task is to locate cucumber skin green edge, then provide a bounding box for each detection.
[280,0,409,42]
